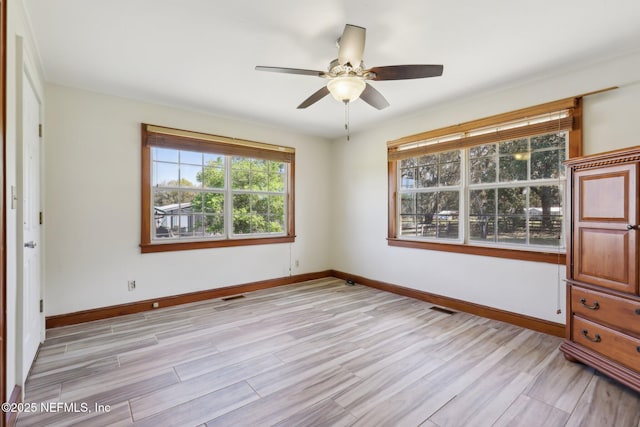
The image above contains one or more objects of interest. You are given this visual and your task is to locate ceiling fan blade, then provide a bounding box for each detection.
[297,86,330,109]
[338,24,366,67]
[369,64,444,80]
[360,83,390,110]
[255,66,325,77]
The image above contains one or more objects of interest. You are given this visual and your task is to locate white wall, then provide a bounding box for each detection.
[330,50,640,323]
[44,84,332,316]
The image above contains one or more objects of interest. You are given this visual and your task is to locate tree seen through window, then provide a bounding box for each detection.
[399,131,566,248]
[152,149,287,240]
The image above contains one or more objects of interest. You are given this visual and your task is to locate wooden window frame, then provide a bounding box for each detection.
[387,97,583,264]
[140,124,295,253]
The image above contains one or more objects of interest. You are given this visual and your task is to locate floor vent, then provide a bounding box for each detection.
[221,295,245,301]
[430,306,455,315]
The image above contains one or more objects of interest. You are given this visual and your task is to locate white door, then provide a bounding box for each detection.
[21,70,42,379]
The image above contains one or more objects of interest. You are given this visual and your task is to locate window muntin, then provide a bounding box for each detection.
[397,131,567,250]
[467,132,566,247]
[399,151,461,240]
[152,148,227,241]
[141,124,295,253]
[230,156,287,235]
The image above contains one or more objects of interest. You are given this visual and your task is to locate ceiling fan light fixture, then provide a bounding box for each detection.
[327,76,366,103]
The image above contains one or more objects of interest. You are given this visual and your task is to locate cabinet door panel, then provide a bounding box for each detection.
[578,228,629,286]
[580,174,628,220]
[573,164,637,294]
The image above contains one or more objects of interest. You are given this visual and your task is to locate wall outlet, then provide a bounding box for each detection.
[295,259,300,268]
[128,280,136,291]
[152,302,159,308]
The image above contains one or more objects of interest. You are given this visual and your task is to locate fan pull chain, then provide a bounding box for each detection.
[344,100,350,141]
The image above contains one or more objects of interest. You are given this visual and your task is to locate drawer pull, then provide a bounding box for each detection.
[581,329,601,343]
[636,308,640,315]
[637,346,640,353]
[579,298,600,310]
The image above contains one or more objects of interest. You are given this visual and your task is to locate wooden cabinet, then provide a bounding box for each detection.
[561,147,640,393]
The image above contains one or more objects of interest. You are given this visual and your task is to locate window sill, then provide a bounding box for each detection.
[141,235,295,253]
[387,238,566,265]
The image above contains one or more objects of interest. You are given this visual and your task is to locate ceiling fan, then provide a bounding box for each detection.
[256,24,444,110]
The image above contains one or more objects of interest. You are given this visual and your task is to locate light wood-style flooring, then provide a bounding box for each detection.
[17,278,640,426]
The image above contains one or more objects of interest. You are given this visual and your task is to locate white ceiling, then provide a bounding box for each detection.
[23,0,640,139]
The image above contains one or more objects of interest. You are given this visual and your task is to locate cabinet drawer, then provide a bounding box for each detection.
[573,316,640,372]
[571,287,640,336]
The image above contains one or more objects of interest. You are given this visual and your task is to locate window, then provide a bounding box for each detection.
[388,97,582,263]
[141,124,295,253]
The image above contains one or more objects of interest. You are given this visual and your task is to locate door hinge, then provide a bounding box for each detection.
[39,299,43,313]
[39,124,43,138]
[39,211,43,225]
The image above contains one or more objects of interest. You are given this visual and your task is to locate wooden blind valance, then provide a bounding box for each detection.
[388,96,580,161]
[142,124,295,163]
